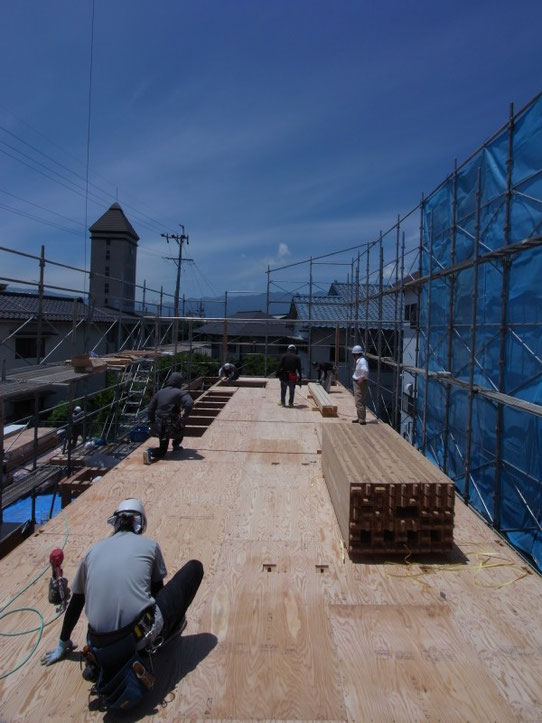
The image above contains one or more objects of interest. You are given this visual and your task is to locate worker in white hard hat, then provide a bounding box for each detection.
[41,497,204,704]
[276,344,302,407]
[218,361,239,382]
[351,345,369,424]
[62,404,85,454]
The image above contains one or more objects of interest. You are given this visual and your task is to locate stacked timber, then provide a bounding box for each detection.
[71,355,107,373]
[322,423,454,556]
[307,382,338,417]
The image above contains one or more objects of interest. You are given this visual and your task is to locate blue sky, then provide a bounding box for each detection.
[0,0,541,309]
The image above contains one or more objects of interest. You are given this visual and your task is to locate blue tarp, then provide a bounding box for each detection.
[417,93,542,571]
[3,493,62,525]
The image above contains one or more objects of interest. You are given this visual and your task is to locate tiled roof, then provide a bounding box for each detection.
[0,291,139,323]
[290,282,398,329]
[89,203,139,241]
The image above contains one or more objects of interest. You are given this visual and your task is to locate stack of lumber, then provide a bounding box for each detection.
[322,423,454,556]
[101,356,132,368]
[70,355,107,373]
[307,382,338,417]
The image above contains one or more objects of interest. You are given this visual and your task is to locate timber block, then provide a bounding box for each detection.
[322,423,454,557]
[307,382,338,417]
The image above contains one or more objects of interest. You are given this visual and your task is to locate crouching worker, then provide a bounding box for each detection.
[41,498,204,712]
[143,372,193,464]
[218,362,239,382]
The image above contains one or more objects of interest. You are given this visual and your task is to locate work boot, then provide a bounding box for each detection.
[289,403,294,408]
[82,662,99,682]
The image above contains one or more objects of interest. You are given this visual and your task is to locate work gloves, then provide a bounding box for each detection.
[40,638,75,665]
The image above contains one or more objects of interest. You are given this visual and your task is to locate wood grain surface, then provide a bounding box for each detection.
[0,380,541,721]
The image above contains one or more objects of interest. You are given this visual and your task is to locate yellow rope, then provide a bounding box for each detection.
[384,546,530,590]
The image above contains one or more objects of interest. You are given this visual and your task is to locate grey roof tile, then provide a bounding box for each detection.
[89,203,139,241]
[0,291,138,323]
[291,282,398,329]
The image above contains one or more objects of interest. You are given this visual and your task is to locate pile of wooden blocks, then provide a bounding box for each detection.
[307,382,338,417]
[322,423,454,557]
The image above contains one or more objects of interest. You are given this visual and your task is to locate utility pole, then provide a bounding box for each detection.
[161,225,190,316]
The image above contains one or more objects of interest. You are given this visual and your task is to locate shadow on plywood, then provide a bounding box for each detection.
[100,632,218,721]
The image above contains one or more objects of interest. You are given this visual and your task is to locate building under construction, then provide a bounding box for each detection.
[0,93,541,718]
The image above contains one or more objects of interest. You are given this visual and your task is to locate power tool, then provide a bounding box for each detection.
[48,548,71,612]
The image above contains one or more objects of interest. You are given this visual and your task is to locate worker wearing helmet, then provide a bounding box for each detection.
[351,345,369,424]
[41,498,204,687]
[218,362,239,382]
[62,404,85,454]
[276,344,302,407]
[143,372,193,463]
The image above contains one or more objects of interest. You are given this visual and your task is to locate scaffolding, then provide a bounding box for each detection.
[1,92,541,571]
[266,91,542,572]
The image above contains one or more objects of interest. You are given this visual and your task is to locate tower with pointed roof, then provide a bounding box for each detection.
[89,203,139,313]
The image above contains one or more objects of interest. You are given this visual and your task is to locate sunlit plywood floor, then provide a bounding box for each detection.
[1,379,541,721]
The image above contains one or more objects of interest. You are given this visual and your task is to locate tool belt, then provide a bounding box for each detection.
[151,414,186,441]
[87,607,159,711]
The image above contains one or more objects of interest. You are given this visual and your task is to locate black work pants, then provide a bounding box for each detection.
[149,436,170,459]
[155,559,204,638]
[280,380,296,405]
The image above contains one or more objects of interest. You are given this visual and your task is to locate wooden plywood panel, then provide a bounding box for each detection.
[182,540,347,720]
[329,603,517,722]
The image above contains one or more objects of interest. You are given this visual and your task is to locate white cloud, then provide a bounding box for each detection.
[278,243,290,259]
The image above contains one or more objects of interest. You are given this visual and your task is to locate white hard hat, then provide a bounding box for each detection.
[108,498,147,534]
[288,344,296,351]
[74,406,82,413]
[224,363,232,369]
[352,345,363,355]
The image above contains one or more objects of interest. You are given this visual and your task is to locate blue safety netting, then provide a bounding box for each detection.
[416,93,542,571]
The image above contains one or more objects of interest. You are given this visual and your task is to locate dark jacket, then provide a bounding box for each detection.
[147,372,193,423]
[314,361,336,381]
[276,352,302,383]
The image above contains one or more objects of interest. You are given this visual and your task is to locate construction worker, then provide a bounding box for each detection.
[62,405,84,454]
[351,345,369,424]
[143,372,193,464]
[218,362,239,382]
[40,498,203,708]
[312,360,337,393]
[276,344,302,407]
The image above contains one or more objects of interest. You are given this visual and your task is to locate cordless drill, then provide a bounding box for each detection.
[48,548,71,612]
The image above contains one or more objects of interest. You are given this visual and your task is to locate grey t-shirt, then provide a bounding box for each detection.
[72,531,167,633]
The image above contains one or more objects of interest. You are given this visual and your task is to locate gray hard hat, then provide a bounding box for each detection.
[108,498,147,534]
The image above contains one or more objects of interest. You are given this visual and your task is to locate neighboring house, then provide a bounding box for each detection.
[0,287,139,420]
[195,311,299,368]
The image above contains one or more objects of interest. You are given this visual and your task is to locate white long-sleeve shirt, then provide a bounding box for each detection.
[352,356,369,382]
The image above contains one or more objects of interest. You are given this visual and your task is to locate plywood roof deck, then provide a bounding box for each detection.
[1,380,541,721]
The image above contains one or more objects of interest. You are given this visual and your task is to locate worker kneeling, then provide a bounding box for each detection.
[41,498,204,711]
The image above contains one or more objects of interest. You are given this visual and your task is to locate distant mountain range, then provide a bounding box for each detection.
[181,291,294,317]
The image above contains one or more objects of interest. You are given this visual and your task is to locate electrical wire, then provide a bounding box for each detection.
[0,508,70,680]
